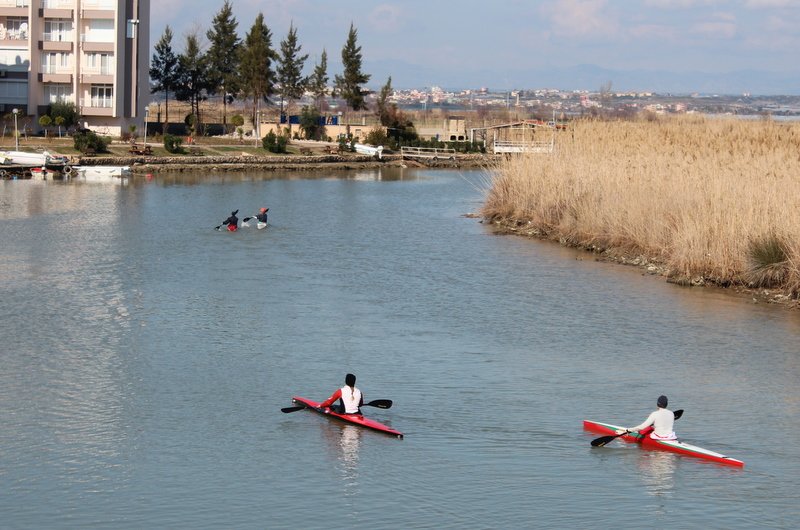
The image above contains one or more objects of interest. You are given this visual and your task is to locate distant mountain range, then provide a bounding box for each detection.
[366,60,800,96]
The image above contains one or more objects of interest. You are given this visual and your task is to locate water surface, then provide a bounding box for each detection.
[1,169,798,528]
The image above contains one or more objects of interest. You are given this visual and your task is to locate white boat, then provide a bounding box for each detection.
[69,165,132,182]
[0,150,68,166]
[354,143,383,159]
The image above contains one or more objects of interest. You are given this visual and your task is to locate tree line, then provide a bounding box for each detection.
[149,0,373,135]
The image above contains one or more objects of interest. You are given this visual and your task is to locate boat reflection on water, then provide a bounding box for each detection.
[322,424,363,494]
[636,450,677,512]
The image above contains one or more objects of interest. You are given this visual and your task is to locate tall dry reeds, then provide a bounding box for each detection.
[483,115,800,297]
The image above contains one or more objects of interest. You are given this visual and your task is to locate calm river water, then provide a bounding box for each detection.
[1,168,798,528]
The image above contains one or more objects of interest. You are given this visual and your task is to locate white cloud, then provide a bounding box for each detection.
[744,0,800,8]
[542,0,619,38]
[690,20,737,38]
[368,4,405,32]
[644,0,723,8]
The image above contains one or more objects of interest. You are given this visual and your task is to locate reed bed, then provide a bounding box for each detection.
[483,116,800,299]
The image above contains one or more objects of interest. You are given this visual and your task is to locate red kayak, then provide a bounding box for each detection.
[227,224,237,232]
[584,419,744,467]
[292,396,403,438]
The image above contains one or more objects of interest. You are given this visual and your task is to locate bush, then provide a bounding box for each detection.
[364,127,389,146]
[163,133,183,153]
[745,235,789,287]
[73,130,110,154]
[262,131,288,153]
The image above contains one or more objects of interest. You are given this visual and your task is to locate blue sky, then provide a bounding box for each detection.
[151,0,800,93]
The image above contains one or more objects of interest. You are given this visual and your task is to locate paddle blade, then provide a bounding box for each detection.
[281,405,306,413]
[364,399,393,409]
[674,409,683,420]
[591,434,621,447]
[243,216,254,222]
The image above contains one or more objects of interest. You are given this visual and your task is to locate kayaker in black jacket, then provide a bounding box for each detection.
[222,210,239,232]
[319,373,363,414]
[256,207,269,223]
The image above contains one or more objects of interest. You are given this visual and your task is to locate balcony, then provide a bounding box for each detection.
[0,26,28,42]
[80,67,113,84]
[39,64,72,83]
[40,30,73,51]
[80,97,114,116]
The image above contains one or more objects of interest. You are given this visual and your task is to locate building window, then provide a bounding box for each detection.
[42,52,69,73]
[44,84,73,103]
[44,19,72,42]
[3,17,29,40]
[86,53,112,75]
[91,85,112,108]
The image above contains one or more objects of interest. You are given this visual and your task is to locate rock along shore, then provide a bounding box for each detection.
[75,153,498,173]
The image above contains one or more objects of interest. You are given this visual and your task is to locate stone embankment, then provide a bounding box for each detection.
[76,153,497,173]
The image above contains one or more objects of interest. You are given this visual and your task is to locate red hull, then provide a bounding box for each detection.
[584,419,744,467]
[292,396,403,438]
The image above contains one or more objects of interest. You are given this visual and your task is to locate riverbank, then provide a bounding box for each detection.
[74,152,496,173]
[482,116,800,309]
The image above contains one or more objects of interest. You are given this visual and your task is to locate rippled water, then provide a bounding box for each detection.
[1,169,798,528]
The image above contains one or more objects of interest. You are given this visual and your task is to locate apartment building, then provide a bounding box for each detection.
[0,0,149,135]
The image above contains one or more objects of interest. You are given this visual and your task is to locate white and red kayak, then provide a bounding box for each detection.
[292,396,403,438]
[584,419,744,467]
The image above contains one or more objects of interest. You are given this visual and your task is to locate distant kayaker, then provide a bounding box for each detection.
[616,395,677,440]
[256,207,269,224]
[319,373,363,414]
[222,210,239,232]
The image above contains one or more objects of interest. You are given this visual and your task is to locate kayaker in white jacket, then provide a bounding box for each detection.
[319,373,363,414]
[617,395,677,440]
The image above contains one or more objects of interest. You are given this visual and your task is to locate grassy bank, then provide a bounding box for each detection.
[482,116,800,303]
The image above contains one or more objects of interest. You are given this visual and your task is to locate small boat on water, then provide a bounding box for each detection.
[584,419,744,467]
[289,396,403,438]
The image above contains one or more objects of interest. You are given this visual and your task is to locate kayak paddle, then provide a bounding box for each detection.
[281,399,393,414]
[590,409,683,447]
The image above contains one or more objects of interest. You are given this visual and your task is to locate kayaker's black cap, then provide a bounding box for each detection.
[657,395,668,408]
[345,373,356,387]
[232,210,238,215]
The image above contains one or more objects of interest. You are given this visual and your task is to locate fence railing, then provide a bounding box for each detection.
[400,146,456,160]
[492,140,554,154]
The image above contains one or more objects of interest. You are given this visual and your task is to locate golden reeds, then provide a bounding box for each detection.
[483,115,800,298]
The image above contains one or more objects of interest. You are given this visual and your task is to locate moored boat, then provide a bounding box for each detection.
[292,396,403,438]
[584,419,744,467]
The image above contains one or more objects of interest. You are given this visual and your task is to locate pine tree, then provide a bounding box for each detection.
[334,23,370,112]
[376,76,394,125]
[206,0,241,129]
[239,13,276,126]
[149,26,180,130]
[276,22,309,121]
[175,33,210,132]
[309,49,329,110]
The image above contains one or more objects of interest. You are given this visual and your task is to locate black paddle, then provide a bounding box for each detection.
[281,399,393,414]
[591,409,683,447]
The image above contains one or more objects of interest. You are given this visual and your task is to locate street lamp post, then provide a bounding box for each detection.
[12,108,19,151]
[143,107,148,150]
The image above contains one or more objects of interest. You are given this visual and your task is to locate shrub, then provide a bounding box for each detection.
[364,127,389,146]
[745,235,789,287]
[262,131,287,153]
[73,130,110,153]
[163,133,183,153]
